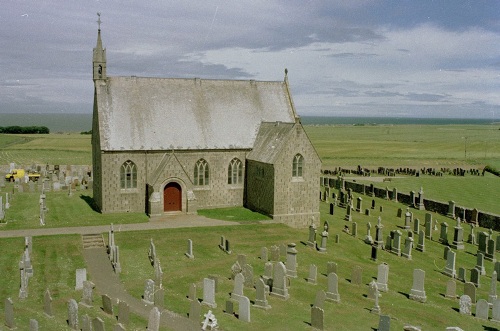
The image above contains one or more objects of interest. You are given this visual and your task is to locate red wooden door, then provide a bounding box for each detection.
[163,182,181,212]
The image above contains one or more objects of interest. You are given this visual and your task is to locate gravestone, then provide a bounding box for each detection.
[254,278,271,310]
[75,268,87,290]
[307,264,318,284]
[203,278,217,308]
[263,262,273,287]
[286,243,298,278]
[450,217,464,250]
[413,218,420,235]
[143,279,155,304]
[102,294,113,315]
[368,280,379,300]
[364,222,373,244]
[391,230,402,256]
[344,200,352,222]
[468,224,476,244]
[351,266,362,285]
[476,299,489,320]
[392,187,398,202]
[311,306,324,330]
[80,280,95,307]
[439,222,449,245]
[188,283,197,301]
[417,187,425,210]
[478,232,488,254]
[475,252,486,275]
[486,239,496,262]
[307,222,317,247]
[189,299,201,321]
[185,239,194,259]
[464,282,476,303]
[29,319,38,331]
[238,296,251,322]
[81,314,91,331]
[314,290,326,309]
[44,289,53,317]
[5,298,15,329]
[327,261,338,276]
[242,264,254,287]
[147,307,161,331]
[378,315,391,331]
[445,280,456,299]
[118,300,130,325]
[260,247,268,261]
[496,262,500,281]
[489,270,498,304]
[377,263,389,292]
[458,267,466,282]
[471,268,480,288]
[92,317,105,331]
[329,203,334,215]
[409,269,427,303]
[371,199,375,209]
[225,300,234,315]
[397,208,403,218]
[270,262,289,300]
[443,250,456,278]
[325,272,340,302]
[404,208,411,230]
[356,197,362,212]
[447,200,456,218]
[375,217,384,248]
[416,230,425,252]
[402,237,414,260]
[371,245,378,261]
[231,273,245,301]
[270,245,280,261]
[459,295,472,315]
[67,299,79,330]
[352,222,357,237]
[371,286,381,315]
[492,299,500,322]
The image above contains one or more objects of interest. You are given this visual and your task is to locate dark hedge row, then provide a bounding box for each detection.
[0,126,50,134]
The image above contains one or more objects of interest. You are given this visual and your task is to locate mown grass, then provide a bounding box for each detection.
[113,196,500,330]
[0,186,148,229]
[198,207,271,222]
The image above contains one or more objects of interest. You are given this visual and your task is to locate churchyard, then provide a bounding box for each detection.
[0,123,499,330]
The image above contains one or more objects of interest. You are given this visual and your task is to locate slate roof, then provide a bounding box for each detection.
[247,122,295,164]
[95,76,297,151]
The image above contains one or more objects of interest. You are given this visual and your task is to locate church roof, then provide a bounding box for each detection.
[95,76,297,151]
[247,122,295,164]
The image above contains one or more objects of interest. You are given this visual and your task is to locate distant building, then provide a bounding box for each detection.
[91,27,321,227]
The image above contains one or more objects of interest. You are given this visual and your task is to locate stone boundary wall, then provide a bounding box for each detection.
[320,176,500,231]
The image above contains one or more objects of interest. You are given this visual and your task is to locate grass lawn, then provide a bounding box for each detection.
[0,185,148,230]
[198,206,271,222]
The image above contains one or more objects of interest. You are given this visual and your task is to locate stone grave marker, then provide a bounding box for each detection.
[368,280,379,300]
[263,262,273,286]
[397,208,403,218]
[238,296,251,322]
[147,307,161,331]
[416,229,425,252]
[325,272,340,302]
[486,238,496,262]
[470,268,480,288]
[440,222,449,245]
[443,250,456,278]
[75,268,87,290]
[311,306,324,330]
[492,299,500,322]
[307,264,318,284]
[445,280,456,299]
[356,196,362,212]
[81,314,91,331]
[468,224,476,244]
[391,230,402,256]
[314,290,326,309]
[351,265,362,285]
[118,300,130,325]
[476,299,489,320]
[451,217,464,250]
[29,319,38,331]
[203,277,217,308]
[409,269,427,303]
[457,267,466,282]
[189,299,201,321]
[254,278,271,310]
[102,294,113,315]
[378,315,391,331]
[413,218,420,234]
[459,294,472,315]
[364,222,373,244]
[185,239,194,259]
[67,299,79,330]
[402,237,414,260]
[188,283,197,301]
[404,208,411,230]
[286,243,298,278]
[489,270,498,304]
[143,279,155,304]
[92,317,105,331]
[44,288,53,317]
[225,300,234,315]
[5,298,15,329]
[80,280,94,307]
[231,273,245,301]
[307,223,317,247]
[476,252,486,275]
[327,261,337,276]
[270,262,289,300]
[270,245,280,261]
[260,247,268,261]
[377,263,389,292]
[352,221,357,237]
[443,246,450,260]
[464,282,476,303]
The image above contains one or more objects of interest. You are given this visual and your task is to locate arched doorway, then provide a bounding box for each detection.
[163,182,182,212]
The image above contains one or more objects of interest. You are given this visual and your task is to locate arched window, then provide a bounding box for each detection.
[194,159,209,186]
[120,160,137,189]
[228,158,243,184]
[292,154,304,178]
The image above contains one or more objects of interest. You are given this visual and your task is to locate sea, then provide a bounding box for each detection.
[0,113,498,133]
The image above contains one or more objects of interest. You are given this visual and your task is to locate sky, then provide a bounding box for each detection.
[1,1,499,119]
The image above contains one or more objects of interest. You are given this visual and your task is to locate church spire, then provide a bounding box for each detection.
[93,13,106,81]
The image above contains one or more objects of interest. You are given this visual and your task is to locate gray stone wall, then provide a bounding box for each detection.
[245,161,275,216]
[91,97,103,211]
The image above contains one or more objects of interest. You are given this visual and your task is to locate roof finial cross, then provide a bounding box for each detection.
[97,12,102,30]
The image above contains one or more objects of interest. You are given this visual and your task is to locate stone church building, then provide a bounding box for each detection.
[91,27,321,227]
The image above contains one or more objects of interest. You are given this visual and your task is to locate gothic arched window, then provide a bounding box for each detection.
[120,160,137,189]
[228,158,243,184]
[292,154,304,178]
[194,159,209,186]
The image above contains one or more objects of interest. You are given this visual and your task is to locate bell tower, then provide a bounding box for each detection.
[93,13,106,81]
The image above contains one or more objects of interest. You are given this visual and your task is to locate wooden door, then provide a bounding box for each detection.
[163,182,181,212]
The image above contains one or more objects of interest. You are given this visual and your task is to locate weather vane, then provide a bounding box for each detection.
[97,12,102,30]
